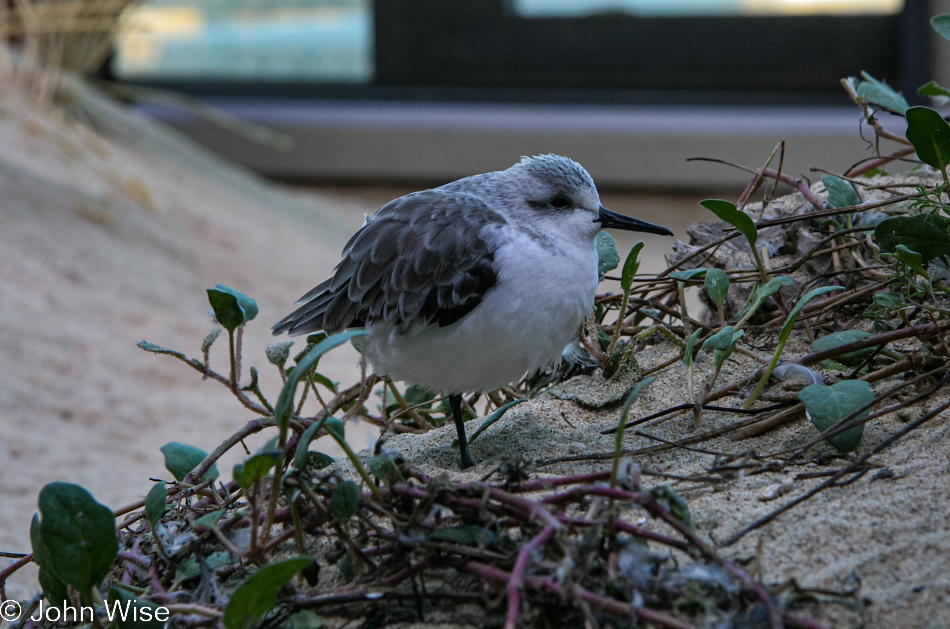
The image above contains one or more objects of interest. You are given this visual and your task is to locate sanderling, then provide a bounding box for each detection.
[274,154,672,469]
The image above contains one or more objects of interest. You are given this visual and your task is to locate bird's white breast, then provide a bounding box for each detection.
[364,228,599,394]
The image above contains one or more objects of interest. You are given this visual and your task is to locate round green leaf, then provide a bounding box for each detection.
[223,556,314,629]
[798,380,871,452]
[34,483,118,600]
[811,331,875,366]
[932,13,950,41]
[855,73,909,114]
[330,480,360,521]
[207,285,258,332]
[596,231,620,280]
[701,326,740,352]
[873,291,905,308]
[873,213,950,264]
[906,106,950,172]
[195,509,225,529]
[704,268,730,307]
[369,456,395,482]
[894,245,929,277]
[31,514,69,606]
[821,174,860,208]
[144,482,167,528]
[918,80,950,99]
[160,442,219,482]
[233,449,281,489]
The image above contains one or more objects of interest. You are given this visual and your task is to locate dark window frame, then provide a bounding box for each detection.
[114,1,929,106]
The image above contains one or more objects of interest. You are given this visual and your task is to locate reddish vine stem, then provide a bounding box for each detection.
[504,524,558,629]
[463,561,699,629]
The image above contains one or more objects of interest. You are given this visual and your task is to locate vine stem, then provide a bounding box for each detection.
[184,418,272,485]
[504,524,557,629]
[0,552,33,582]
[464,561,699,629]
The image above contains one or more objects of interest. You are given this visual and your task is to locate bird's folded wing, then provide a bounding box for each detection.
[272,190,505,336]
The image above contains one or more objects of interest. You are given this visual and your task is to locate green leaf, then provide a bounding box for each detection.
[287,610,325,629]
[754,276,795,300]
[821,175,860,208]
[294,418,330,470]
[274,330,367,434]
[144,483,167,528]
[668,268,708,282]
[874,213,950,264]
[31,514,69,606]
[469,399,527,442]
[873,291,905,308]
[429,525,496,547]
[798,380,872,452]
[136,341,187,360]
[265,341,294,368]
[905,106,950,173]
[855,72,909,114]
[811,330,875,366]
[404,384,437,407]
[701,326,743,367]
[621,241,645,292]
[160,442,219,482]
[233,447,281,489]
[207,285,258,332]
[918,80,950,100]
[201,329,221,354]
[307,452,336,470]
[701,326,741,352]
[682,328,702,366]
[223,556,313,629]
[894,245,930,278]
[330,481,360,521]
[736,275,795,326]
[744,285,842,409]
[700,199,758,249]
[780,286,842,344]
[652,486,692,529]
[195,509,225,529]
[931,13,950,41]
[368,456,395,482]
[703,268,729,307]
[323,418,345,442]
[32,483,118,601]
[609,376,656,484]
[107,587,168,629]
[596,231,620,281]
[174,552,234,586]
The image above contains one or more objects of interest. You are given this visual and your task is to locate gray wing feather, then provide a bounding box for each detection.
[272,190,503,337]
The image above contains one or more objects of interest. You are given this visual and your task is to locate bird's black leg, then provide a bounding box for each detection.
[450,394,474,470]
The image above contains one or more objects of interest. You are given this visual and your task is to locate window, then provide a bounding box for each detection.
[114,0,920,104]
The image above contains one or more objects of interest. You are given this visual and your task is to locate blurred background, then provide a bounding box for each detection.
[2,0,950,600]
[108,0,937,188]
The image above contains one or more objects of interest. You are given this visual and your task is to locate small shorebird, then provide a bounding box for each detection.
[274,154,672,468]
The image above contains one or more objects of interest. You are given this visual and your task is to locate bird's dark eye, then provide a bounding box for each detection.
[550,197,570,209]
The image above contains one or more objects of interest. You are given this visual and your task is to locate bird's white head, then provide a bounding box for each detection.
[496,154,673,244]
[495,154,603,243]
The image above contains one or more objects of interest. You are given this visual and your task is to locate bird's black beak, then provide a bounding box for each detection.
[597,205,673,236]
